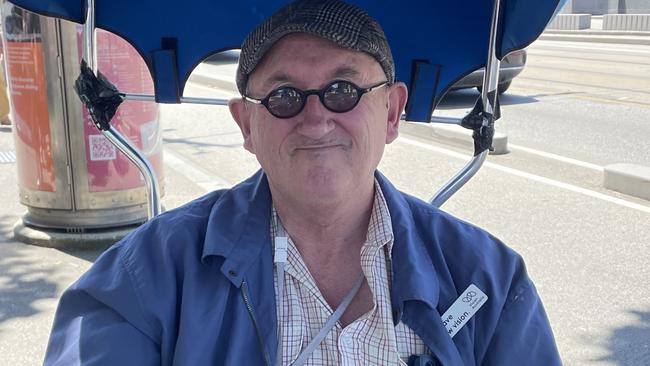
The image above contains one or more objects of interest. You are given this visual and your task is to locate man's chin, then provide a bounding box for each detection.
[267,165,368,204]
[303,171,369,199]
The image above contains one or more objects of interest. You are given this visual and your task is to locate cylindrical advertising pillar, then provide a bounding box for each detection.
[1,4,164,249]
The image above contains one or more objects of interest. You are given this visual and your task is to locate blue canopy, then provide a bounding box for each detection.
[8,0,562,122]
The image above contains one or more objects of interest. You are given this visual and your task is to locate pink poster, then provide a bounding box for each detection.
[78,29,163,192]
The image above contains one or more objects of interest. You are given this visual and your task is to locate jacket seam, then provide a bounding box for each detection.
[478,273,531,363]
[119,243,160,342]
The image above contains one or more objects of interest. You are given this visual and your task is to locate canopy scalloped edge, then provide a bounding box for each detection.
[6,0,564,122]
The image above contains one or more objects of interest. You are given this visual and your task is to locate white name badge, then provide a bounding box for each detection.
[441,284,488,338]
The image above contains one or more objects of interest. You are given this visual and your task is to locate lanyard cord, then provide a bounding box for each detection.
[274,219,365,366]
[290,273,364,366]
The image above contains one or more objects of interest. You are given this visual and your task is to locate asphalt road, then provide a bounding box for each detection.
[158,38,650,365]
[437,40,650,167]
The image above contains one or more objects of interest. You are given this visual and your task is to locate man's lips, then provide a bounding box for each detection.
[288,137,350,154]
[295,144,341,151]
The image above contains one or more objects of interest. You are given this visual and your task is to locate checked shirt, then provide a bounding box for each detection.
[271,182,428,365]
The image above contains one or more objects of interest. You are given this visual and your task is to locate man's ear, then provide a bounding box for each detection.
[229,98,255,153]
[385,81,408,144]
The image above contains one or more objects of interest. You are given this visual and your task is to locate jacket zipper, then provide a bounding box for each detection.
[241,280,272,366]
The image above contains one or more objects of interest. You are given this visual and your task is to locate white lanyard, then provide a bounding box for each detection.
[274,220,364,366]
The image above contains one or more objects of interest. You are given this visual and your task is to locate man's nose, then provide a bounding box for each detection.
[295,94,335,139]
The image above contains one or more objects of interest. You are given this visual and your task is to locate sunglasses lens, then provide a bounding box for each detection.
[259,81,368,118]
[267,88,303,118]
[323,81,359,112]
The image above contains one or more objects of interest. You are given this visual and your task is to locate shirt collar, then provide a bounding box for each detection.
[365,179,395,253]
[270,180,394,254]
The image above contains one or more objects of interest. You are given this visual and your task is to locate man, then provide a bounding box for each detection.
[45,0,561,365]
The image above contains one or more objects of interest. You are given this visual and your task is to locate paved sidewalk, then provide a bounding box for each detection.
[0,125,67,365]
[0,124,208,365]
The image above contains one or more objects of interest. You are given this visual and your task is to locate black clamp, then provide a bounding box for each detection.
[460,92,501,156]
[74,59,125,131]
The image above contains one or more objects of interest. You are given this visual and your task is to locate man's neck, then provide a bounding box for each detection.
[271,181,375,257]
[271,178,377,317]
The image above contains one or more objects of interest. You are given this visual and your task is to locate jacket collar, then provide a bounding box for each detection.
[202,170,272,287]
[376,172,464,365]
[202,170,441,311]
[374,172,440,315]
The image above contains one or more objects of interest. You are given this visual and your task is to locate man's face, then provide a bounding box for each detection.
[230,33,407,206]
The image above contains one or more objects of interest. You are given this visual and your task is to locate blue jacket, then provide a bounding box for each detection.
[44,171,561,365]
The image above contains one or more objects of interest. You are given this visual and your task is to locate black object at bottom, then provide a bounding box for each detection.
[408,354,440,366]
[74,59,125,131]
[460,94,501,156]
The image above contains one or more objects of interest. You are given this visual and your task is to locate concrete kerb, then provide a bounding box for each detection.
[189,71,238,94]
[604,164,650,201]
[399,121,509,155]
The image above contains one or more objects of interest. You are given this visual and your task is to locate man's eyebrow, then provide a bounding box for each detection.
[330,66,360,79]
[262,72,292,89]
[256,66,361,92]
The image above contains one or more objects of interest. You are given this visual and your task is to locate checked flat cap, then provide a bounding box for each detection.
[235,0,395,94]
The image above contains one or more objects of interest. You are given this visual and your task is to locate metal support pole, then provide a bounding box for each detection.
[430,0,502,208]
[83,0,96,71]
[429,151,488,207]
[83,0,161,218]
[123,93,229,106]
[480,1,502,121]
[104,125,162,218]
[430,116,463,125]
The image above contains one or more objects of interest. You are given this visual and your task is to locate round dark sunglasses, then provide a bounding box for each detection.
[242,80,389,119]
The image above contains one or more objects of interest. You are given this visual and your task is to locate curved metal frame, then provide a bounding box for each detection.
[83,0,162,218]
[80,0,505,217]
[429,0,502,208]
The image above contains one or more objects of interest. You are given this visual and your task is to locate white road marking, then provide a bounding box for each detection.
[397,136,650,214]
[507,143,604,172]
[164,149,231,192]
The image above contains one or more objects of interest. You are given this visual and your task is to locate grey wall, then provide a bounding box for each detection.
[621,0,650,14]
[562,0,650,14]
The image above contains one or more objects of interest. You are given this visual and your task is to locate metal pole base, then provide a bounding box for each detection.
[13,215,140,250]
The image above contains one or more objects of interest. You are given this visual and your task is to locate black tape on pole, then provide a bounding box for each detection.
[74,59,125,131]
[460,93,501,156]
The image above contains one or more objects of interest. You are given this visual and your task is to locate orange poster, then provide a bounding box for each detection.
[4,8,55,192]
